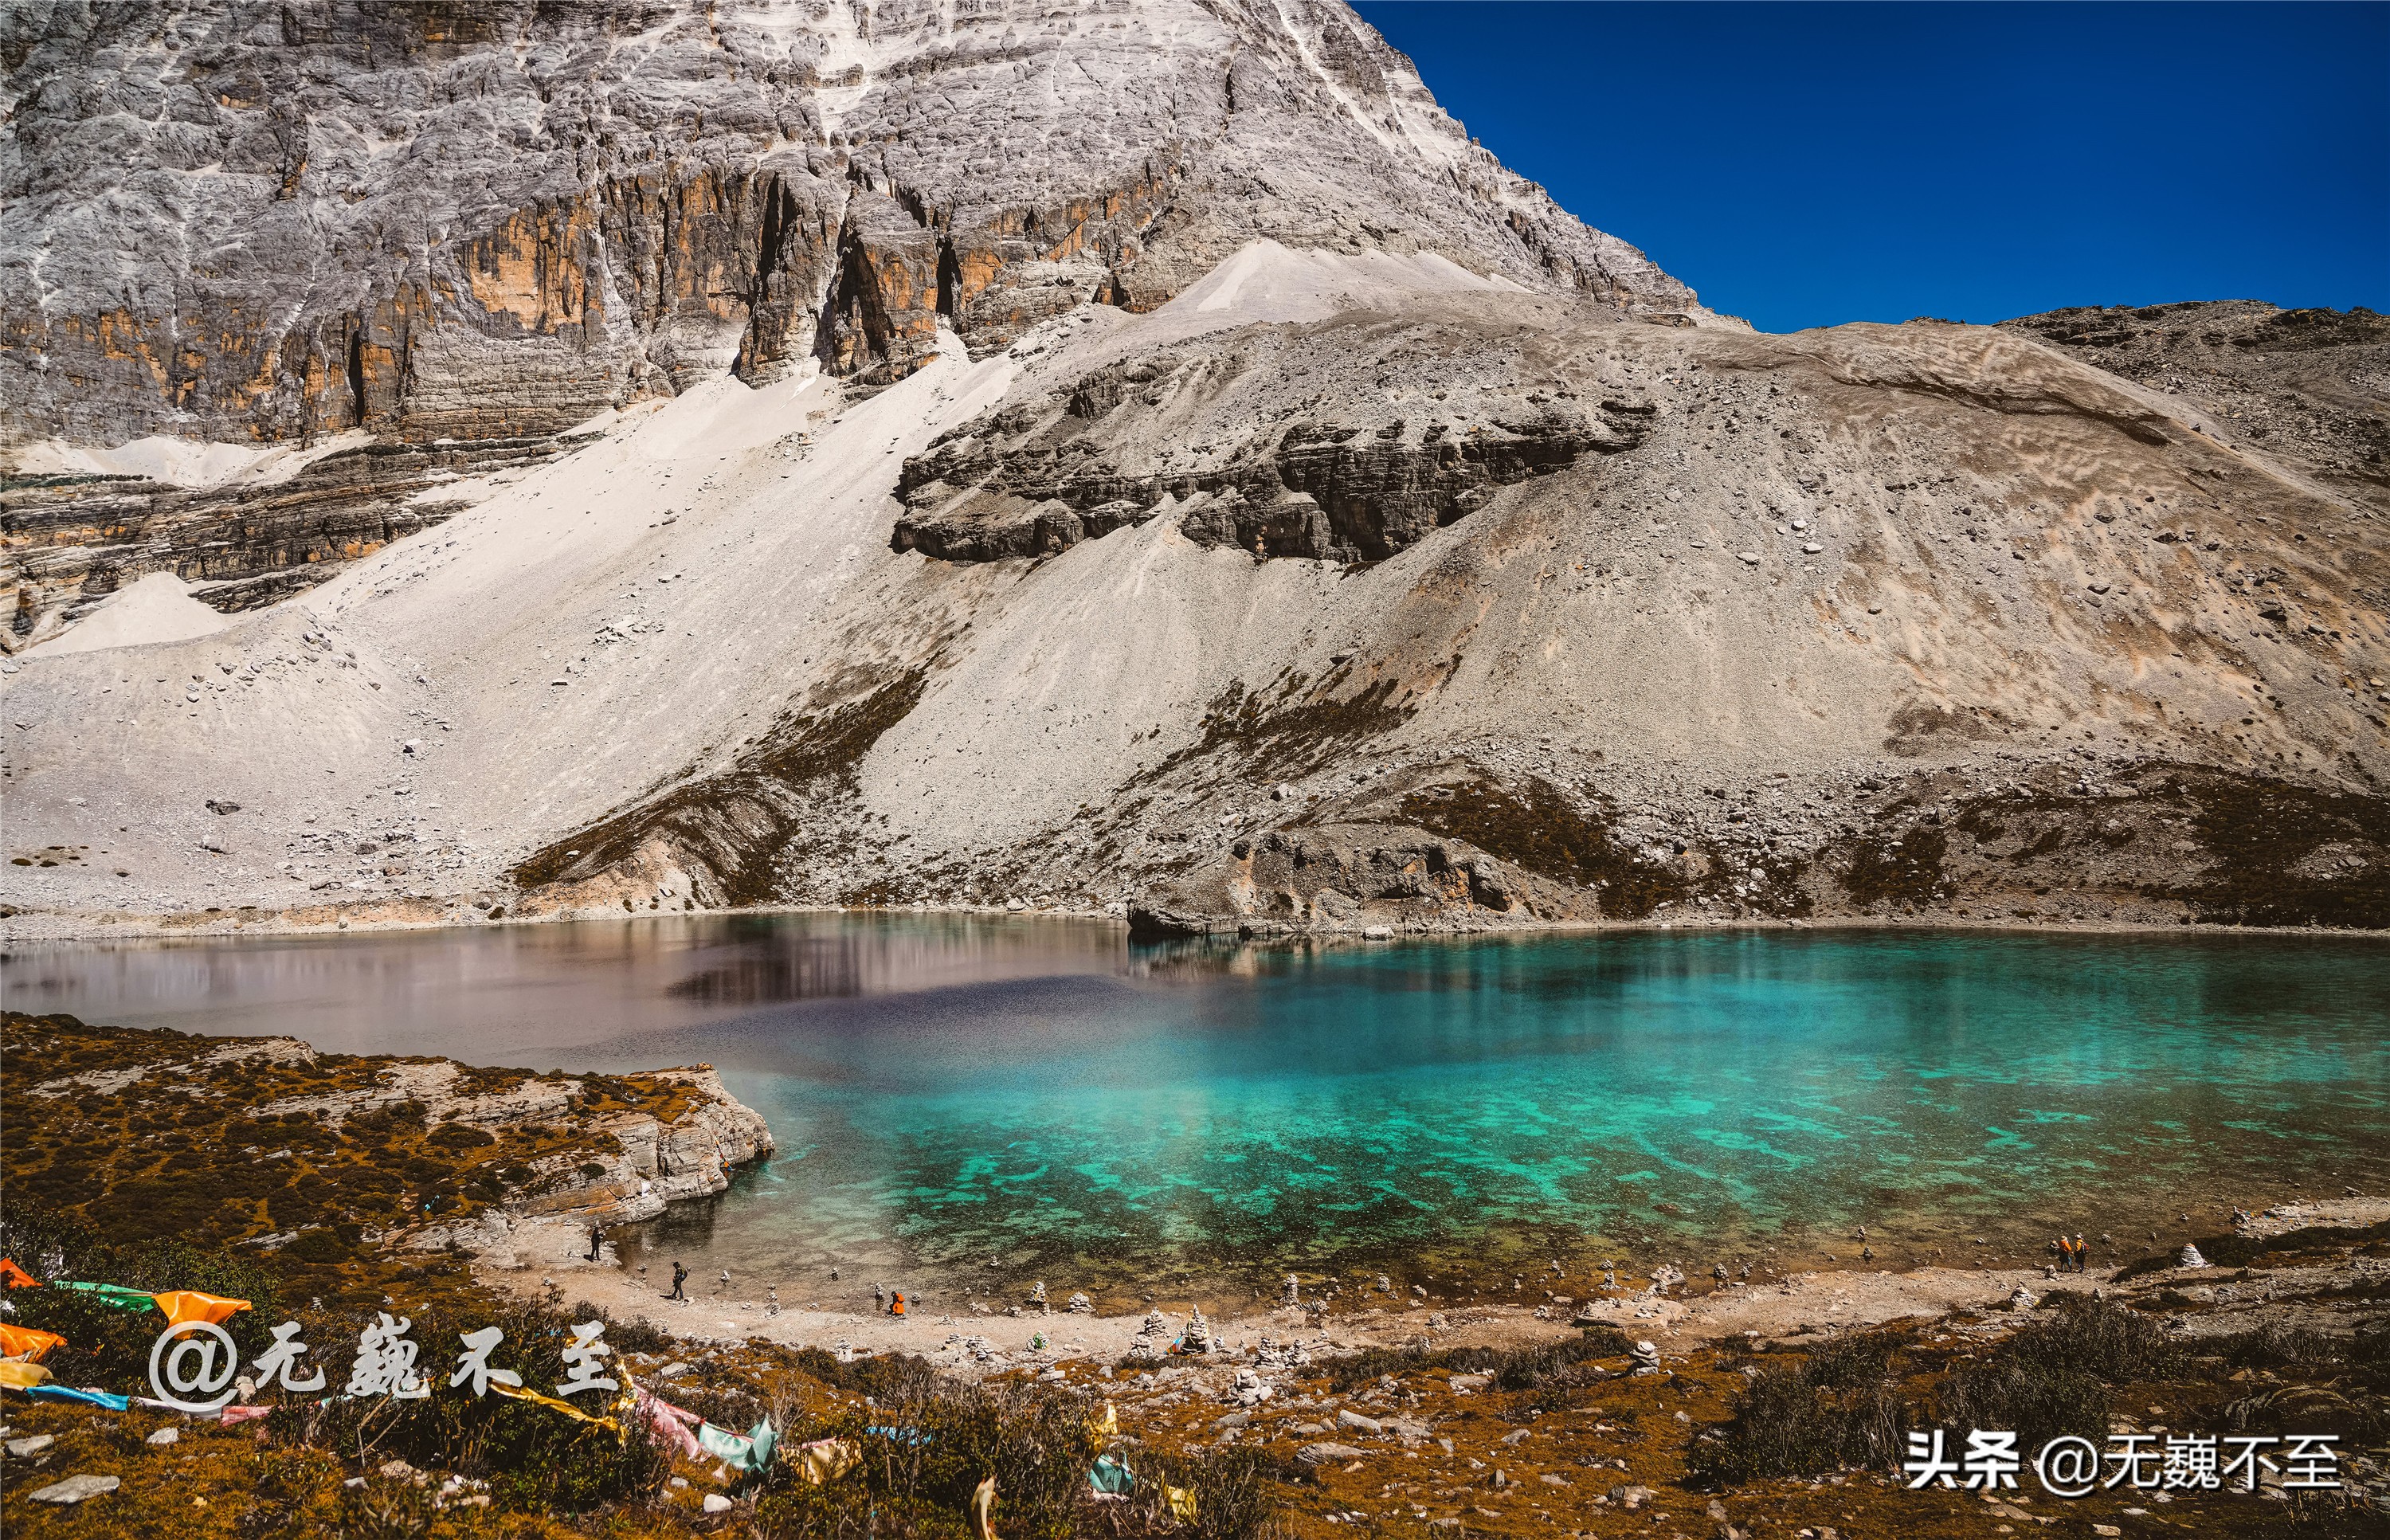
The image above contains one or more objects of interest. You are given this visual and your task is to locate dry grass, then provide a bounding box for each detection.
[1687,1333,1911,1485]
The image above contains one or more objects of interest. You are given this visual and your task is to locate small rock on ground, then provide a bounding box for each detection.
[31,1474,122,1504]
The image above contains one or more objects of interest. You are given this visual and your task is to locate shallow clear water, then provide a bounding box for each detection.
[7,917,2385,1299]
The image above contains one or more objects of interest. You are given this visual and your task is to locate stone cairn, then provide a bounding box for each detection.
[1128,1309,1171,1361]
[1181,1306,1214,1355]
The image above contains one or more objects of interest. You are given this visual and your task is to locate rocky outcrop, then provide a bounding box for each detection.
[233,1054,775,1232]
[1134,758,2390,935]
[2,1010,774,1257]
[2,434,586,647]
[0,0,1703,453]
[1137,821,1601,936]
[894,330,1655,562]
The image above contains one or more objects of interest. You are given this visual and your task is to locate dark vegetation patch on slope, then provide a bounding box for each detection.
[1922,762,2390,927]
[1390,778,1702,920]
[510,669,929,905]
[1131,671,1422,790]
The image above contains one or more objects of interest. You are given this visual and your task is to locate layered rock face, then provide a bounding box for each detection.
[0,0,1703,454]
[3,433,582,645]
[893,323,1651,563]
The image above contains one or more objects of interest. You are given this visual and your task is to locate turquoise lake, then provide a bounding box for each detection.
[6,917,2385,1296]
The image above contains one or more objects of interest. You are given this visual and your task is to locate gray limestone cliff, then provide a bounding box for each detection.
[0,0,1704,453]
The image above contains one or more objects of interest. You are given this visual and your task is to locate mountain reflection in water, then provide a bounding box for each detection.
[0,911,1125,1062]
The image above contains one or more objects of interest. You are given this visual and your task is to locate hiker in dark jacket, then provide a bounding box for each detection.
[668,1262,688,1300]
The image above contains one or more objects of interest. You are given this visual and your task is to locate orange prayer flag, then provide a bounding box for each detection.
[150,1290,253,1326]
[0,1323,65,1362]
[0,1258,40,1289]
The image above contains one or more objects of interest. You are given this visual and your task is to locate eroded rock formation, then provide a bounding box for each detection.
[3,434,585,644]
[894,328,1654,562]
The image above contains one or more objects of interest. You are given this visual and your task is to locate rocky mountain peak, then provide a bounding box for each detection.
[0,0,1706,452]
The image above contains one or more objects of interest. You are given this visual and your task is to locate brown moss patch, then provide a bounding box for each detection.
[1,1012,707,1265]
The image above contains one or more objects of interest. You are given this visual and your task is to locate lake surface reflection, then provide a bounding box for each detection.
[6,917,2384,1296]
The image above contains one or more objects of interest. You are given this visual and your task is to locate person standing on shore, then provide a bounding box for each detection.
[668,1262,688,1301]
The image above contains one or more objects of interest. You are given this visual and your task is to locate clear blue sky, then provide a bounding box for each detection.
[1352,2,2389,333]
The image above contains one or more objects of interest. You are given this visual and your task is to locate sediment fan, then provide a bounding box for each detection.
[1,1,2383,936]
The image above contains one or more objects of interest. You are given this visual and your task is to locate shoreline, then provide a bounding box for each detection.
[4,895,2387,944]
[476,1196,2390,1373]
